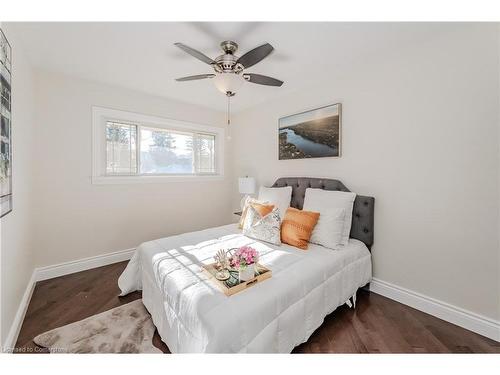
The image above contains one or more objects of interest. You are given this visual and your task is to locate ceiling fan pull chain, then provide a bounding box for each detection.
[227,93,231,125]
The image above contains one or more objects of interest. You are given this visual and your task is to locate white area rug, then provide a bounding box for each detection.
[33,299,162,353]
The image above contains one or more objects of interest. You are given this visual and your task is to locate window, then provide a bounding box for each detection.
[106,122,137,175]
[138,126,215,175]
[92,107,223,184]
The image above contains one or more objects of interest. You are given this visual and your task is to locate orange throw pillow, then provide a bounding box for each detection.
[281,207,320,250]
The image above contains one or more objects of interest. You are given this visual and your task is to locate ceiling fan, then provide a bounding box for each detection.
[174,40,284,124]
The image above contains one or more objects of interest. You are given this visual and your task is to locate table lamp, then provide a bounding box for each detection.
[238,176,256,209]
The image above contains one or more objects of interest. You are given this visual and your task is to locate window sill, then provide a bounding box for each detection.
[91,174,225,185]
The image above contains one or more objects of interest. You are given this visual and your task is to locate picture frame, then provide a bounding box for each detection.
[278,103,342,160]
[1,28,12,218]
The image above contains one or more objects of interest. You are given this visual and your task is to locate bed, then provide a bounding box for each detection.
[118,177,375,353]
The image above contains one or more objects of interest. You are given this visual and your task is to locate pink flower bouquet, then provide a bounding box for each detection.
[229,246,259,270]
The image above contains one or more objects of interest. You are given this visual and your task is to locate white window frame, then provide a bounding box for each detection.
[92,106,224,184]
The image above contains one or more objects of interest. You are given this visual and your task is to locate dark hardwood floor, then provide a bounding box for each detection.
[15,261,499,354]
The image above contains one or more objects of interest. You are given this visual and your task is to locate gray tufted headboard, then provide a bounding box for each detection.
[272,177,375,249]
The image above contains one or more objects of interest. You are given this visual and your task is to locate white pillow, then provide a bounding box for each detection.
[257,186,292,220]
[303,188,356,247]
[309,207,346,249]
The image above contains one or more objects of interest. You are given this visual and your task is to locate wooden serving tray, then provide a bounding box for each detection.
[201,263,272,296]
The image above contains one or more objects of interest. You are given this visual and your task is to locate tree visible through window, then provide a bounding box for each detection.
[106,122,137,175]
[105,121,215,176]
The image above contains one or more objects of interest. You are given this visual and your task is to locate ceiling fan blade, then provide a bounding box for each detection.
[236,43,274,69]
[244,73,283,87]
[174,43,215,65]
[175,74,215,81]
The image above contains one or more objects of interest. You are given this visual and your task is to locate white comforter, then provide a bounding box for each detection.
[118,224,371,353]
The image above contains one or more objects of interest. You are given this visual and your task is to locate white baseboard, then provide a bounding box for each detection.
[2,248,135,352]
[3,272,36,352]
[370,277,500,342]
[34,248,135,282]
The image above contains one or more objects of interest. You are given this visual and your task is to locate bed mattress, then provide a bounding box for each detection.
[118,223,371,353]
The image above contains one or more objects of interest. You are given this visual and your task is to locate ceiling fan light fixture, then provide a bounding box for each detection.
[174,41,283,125]
[213,72,244,95]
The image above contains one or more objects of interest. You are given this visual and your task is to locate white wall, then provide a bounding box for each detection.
[498,24,500,321]
[32,71,233,268]
[232,24,500,320]
[0,24,37,347]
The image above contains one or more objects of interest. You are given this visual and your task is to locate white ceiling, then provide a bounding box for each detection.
[8,22,461,113]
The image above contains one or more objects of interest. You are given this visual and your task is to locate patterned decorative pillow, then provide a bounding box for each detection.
[238,196,270,228]
[242,205,281,245]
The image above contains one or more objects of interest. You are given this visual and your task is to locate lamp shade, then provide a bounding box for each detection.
[238,177,256,195]
[214,72,244,94]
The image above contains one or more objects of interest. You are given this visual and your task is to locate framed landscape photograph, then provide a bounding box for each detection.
[1,29,12,218]
[279,103,341,160]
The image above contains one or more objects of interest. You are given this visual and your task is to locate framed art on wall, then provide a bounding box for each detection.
[0,28,12,218]
[278,103,341,160]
